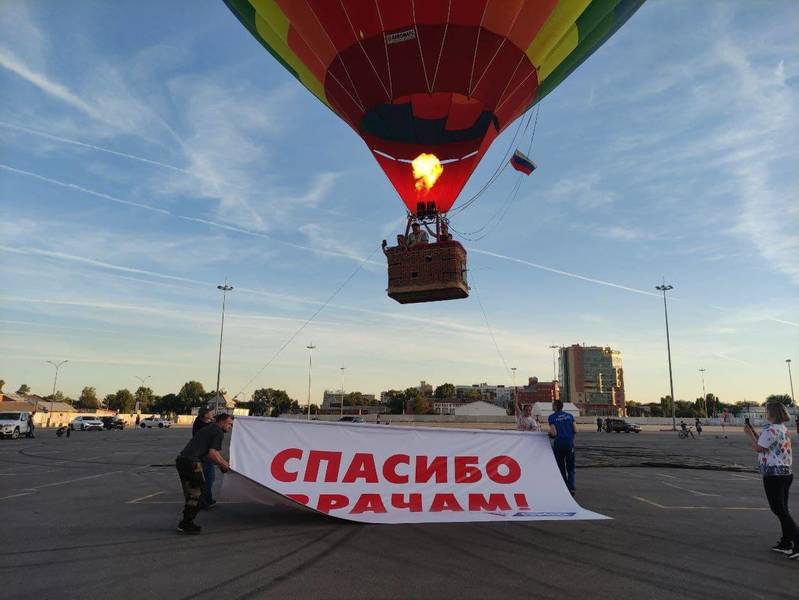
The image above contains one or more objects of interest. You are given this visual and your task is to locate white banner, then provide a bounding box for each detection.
[224,417,607,524]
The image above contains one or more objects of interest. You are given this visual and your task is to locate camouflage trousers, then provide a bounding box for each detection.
[176,456,205,523]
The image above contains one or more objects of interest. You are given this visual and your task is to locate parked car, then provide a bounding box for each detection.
[0,411,32,439]
[69,416,104,431]
[140,416,171,428]
[101,416,126,430]
[606,418,641,433]
[337,416,364,423]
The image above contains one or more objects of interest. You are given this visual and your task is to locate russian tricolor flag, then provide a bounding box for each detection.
[510,150,536,175]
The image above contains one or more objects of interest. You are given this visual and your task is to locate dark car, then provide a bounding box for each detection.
[338,416,364,423]
[606,418,641,433]
[101,416,126,430]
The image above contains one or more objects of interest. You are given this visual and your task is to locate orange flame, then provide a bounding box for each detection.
[412,153,443,192]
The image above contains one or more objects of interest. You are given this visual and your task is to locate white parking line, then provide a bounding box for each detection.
[634,496,770,511]
[660,481,719,497]
[126,491,165,504]
[634,496,710,510]
[728,473,760,481]
[17,471,123,492]
[0,492,36,501]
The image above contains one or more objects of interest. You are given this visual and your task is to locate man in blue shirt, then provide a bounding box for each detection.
[548,400,577,495]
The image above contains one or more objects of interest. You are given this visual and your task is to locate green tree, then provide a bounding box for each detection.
[466,389,482,401]
[253,388,293,417]
[646,402,664,417]
[660,395,673,417]
[0,379,5,392]
[434,383,456,399]
[246,388,292,416]
[78,386,99,409]
[179,381,206,410]
[765,394,793,407]
[134,386,155,411]
[16,383,31,395]
[152,393,182,416]
[383,390,408,415]
[674,400,695,418]
[412,392,431,414]
[106,389,134,412]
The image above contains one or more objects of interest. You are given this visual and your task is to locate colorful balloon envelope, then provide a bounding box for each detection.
[224,0,645,215]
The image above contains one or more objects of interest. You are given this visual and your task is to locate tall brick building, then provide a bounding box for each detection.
[559,345,625,416]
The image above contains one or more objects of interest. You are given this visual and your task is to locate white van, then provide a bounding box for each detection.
[0,411,32,439]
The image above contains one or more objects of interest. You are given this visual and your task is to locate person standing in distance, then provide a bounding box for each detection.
[175,413,233,534]
[192,407,217,509]
[744,401,798,558]
[548,400,577,495]
[515,392,539,432]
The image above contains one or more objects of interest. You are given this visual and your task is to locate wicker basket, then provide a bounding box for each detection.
[385,241,469,304]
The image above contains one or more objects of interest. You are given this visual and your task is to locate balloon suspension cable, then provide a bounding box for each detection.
[448,108,532,217]
[471,273,512,380]
[234,245,380,400]
[451,104,541,242]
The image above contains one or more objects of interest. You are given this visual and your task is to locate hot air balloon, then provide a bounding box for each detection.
[224,0,645,303]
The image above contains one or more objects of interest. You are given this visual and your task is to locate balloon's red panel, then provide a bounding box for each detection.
[225,0,647,214]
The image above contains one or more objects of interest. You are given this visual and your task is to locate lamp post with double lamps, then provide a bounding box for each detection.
[340,367,346,417]
[548,345,559,381]
[306,344,316,420]
[46,360,68,427]
[215,282,234,413]
[656,283,677,431]
[787,359,795,405]
[698,368,707,417]
[511,367,517,411]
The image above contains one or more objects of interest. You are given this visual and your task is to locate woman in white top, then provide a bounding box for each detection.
[744,401,798,558]
[514,392,539,432]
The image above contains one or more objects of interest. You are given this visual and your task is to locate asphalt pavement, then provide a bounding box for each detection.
[1,426,795,600]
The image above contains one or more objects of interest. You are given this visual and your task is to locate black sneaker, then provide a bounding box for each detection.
[199,501,217,510]
[177,521,202,535]
[771,542,793,555]
[788,548,799,560]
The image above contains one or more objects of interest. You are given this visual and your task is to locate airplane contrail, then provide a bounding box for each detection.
[0,163,381,265]
[472,248,799,328]
[0,121,192,175]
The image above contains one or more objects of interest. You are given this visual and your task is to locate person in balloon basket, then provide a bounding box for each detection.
[175,413,233,535]
[407,222,429,246]
[548,400,577,496]
[744,402,799,559]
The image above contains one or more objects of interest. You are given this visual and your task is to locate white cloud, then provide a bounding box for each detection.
[0,46,101,120]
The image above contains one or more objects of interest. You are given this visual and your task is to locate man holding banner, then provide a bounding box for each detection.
[548,400,577,496]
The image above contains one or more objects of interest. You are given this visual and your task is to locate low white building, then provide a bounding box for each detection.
[531,402,580,421]
[452,400,508,416]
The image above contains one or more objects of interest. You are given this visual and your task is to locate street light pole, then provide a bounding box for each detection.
[340,367,346,417]
[548,345,559,381]
[134,375,151,414]
[215,281,234,413]
[787,359,795,405]
[46,360,68,427]
[698,368,707,417]
[306,344,316,420]
[656,283,677,431]
[511,367,517,410]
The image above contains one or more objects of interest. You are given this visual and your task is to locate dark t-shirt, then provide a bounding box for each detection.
[192,416,211,436]
[181,423,224,461]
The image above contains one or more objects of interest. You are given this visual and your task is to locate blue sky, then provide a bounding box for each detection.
[1,1,797,406]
